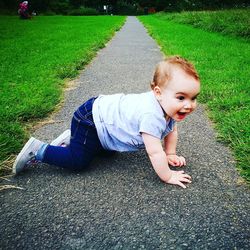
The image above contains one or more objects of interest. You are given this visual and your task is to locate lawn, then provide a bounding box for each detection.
[0,15,125,174]
[139,10,250,182]
[153,9,249,41]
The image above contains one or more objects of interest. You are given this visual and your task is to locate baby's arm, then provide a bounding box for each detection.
[164,125,186,167]
[142,132,191,188]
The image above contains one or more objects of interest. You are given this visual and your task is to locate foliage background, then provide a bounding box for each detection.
[1,0,249,15]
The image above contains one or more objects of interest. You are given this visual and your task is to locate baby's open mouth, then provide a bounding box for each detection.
[177,112,188,120]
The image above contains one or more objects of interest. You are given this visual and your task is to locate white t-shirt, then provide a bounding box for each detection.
[92,91,175,152]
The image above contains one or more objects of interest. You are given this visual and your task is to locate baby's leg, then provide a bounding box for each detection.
[42,143,94,170]
[13,98,100,173]
[42,97,101,170]
[42,113,102,170]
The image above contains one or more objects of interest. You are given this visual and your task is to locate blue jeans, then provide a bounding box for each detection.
[42,97,104,170]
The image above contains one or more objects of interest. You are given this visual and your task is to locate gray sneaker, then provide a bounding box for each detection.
[13,137,43,174]
[50,129,71,146]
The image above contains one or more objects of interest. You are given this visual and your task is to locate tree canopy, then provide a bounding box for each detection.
[2,0,249,14]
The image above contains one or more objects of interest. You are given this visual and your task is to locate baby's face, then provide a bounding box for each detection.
[154,68,200,121]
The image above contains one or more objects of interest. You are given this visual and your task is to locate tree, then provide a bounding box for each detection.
[2,0,249,13]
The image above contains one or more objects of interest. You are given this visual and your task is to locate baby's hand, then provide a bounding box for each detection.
[166,170,191,189]
[167,154,186,167]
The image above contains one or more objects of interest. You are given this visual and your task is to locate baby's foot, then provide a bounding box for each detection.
[13,137,43,174]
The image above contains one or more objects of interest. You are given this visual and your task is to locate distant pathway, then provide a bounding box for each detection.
[1,17,249,250]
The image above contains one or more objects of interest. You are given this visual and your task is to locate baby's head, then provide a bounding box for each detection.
[151,56,199,90]
[151,56,200,121]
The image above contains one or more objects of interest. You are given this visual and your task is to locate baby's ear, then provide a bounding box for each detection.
[153,86,162,100]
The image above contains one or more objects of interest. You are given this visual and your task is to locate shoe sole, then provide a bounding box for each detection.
[13,137,36,174]
[50,129,71,146]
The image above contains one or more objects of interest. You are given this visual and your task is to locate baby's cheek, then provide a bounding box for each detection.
[192,102,197,110]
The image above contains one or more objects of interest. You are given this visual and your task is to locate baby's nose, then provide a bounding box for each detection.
[184,101,192,109]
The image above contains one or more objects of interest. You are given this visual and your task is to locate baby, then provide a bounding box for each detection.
[13,56,200,188]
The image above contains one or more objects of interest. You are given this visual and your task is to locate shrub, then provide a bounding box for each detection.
[113,1,143,15]
[68,6,99,16]
[49,1,70,15]
[42,10,57,16]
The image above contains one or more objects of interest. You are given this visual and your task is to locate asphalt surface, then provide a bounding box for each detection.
[1,16,249,250]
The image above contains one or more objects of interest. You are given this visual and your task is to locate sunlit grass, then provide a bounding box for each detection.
[0,15,125,174]
[154,9,250,40]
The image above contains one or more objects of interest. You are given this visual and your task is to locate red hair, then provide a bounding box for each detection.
[151,56,200,90]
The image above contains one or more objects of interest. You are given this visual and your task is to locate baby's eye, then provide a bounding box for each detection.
[192,96,198,101]
[177,96,185,101]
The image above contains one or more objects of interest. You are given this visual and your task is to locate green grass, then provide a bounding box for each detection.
[139,13,250,182]
[154,9,250,41]
[0,15,125,174]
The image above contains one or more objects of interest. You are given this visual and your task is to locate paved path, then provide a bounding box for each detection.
[1,17,249,250]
